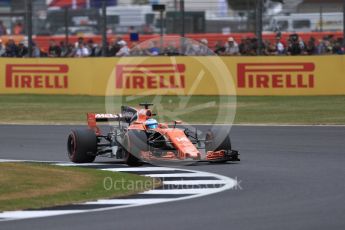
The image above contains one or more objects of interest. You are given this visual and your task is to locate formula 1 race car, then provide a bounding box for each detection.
[67,103,239,166]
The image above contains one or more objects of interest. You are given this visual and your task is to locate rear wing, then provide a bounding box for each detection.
[87,106,137,124]
[87,106,138,134]
[88,113,123,122]
[87,113,124,135]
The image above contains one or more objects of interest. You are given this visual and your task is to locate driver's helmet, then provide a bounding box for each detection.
[145,118,158,129]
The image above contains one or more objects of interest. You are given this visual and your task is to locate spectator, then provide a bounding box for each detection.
[238,37,245,54]
[199,39,212,55]
[184,41,200,55]
[0,21,7,35]
[40,48,48,57]
[74,43,89,57]
[60,41,69,57]
[265,41,277,55]
[306,37,317,55]
[324,40,333,54]
[66,43,76,57]
[108,37,123,56]
[287,34,302,55]
[299,37,306,53]
[317,39,327,55]
[1,35,344,58]
[214,40,225,55]
[17,42,28,57]
[95,42,107,57]
[239,37,250,55]
[13,22,23,35]
[224,37,239,56]
[48,40,61,57]
[87,39,97,57]
[146,41,160,56]
[333,38,344,55]
[75,37,84,48]
[4,39,18,57]
[275,36,285,55]
[163,42,179,56]
[248,38,256,56]
[93,43,102,57]
[31,42,41,57]
[116,40,130,57]
[0,39,5,56]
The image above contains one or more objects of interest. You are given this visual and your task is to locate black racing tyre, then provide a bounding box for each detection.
[67,129,97,163]
[124,152,142,167]
[205,130,232,152]
[123,130,147,167]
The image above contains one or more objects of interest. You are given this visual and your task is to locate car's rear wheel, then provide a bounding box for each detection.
[67,129,97,163]
[123,130,147,167]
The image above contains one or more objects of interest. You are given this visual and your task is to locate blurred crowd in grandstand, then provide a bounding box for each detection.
[0,34,344,57]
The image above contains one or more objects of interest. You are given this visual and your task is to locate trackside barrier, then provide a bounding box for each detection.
[0,56,344,96]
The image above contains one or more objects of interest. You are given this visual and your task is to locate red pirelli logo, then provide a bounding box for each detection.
[5,64,69,89]
[237,63,315,88]
[115,64,185,89]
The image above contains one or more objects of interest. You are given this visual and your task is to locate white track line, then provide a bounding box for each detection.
[140,188,222,195]
[163,180,225,185]
[0,159,65,163]
[84,198,171,205]
[0,159,24,162]
[0,210,83,219]
[144,173,212,177]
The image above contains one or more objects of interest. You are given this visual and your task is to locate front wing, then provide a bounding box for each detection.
[139,149,240,163]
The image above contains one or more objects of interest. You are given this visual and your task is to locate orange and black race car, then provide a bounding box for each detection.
[67,103,239,166]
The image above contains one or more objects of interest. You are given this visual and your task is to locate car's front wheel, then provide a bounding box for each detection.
[122,130,147,167]
[205,130,232,163]
[205,130,232,152]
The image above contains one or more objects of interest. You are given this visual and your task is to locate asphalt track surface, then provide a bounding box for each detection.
[0,125,345,230]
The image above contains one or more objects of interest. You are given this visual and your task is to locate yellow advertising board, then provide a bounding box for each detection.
[0,56,344,96]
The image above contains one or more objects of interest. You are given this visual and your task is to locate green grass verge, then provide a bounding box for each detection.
[0,163,159,212]
[0,95,344,124]
[236,96,345,124]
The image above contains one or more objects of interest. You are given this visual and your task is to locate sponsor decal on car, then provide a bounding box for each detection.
[237,63,315,88]
[5,64,69,89]
[115,64,186,89]
[95,114,120,119]
[175,137,189,142]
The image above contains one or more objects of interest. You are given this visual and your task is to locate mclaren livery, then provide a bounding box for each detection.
[67,103,239,166]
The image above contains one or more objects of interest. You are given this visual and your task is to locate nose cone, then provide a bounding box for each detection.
[165,129,200,160]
